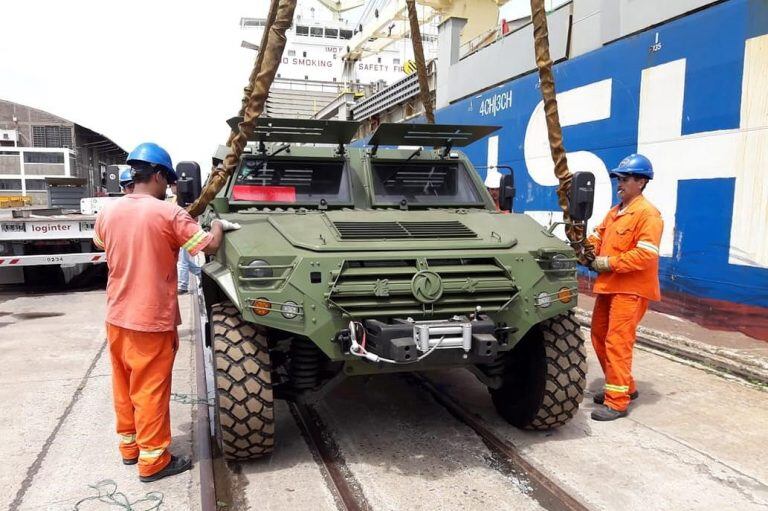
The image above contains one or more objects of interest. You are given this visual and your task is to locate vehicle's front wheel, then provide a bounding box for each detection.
[210,301,275,460]
[490,311,586,429]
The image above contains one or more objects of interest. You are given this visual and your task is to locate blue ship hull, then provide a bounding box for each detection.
[435,0,768,338]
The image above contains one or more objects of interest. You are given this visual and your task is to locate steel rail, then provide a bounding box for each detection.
[413,374,591,511]
[191,280,217,511]
[289,401,371,511]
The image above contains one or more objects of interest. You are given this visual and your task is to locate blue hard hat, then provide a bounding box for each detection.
[119,168,134,187]
[126,142,178,183]
[610,153,653,180]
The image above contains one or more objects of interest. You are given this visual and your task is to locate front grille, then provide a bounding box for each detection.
[333,221,477,240]
[327,257,517,318]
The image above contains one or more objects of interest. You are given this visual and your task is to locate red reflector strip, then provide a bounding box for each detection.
[91,255,102,262]
[232,185,297,202]
[10,259,19,265]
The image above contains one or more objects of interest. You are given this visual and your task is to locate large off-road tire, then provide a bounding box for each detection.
[490,311,586,430]
[211,301,275,460]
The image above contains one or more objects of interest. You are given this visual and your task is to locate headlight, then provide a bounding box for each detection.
[550,253,576,271]
[281,301,300,319]
[535,291,552,308]
[242,259,273,279]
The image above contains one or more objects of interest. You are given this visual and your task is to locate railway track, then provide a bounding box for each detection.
[284,376,590,511]
[190,283,218,511]
[191,287,587,511]
[410,374,590,511]
[193,317,589,509]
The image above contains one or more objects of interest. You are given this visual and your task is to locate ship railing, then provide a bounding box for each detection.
[459,0,573,60]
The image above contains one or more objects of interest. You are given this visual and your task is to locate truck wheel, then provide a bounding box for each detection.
[490,312,586,430]
[211,302,275,460]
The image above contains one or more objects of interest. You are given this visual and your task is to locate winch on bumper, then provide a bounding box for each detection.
[344,315,499,364]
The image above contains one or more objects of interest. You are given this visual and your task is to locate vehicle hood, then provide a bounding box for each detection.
[266,210,519,252]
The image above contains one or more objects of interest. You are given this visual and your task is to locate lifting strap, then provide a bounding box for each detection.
[186,0,296,218]
[406,0,435,124]
[529,0,594,262]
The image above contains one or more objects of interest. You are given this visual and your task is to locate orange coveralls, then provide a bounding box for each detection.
[587,195,663,411]
[94,194,212,477]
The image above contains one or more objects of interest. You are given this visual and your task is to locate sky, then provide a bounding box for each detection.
[0,0,542,171]
[1,0,267,169]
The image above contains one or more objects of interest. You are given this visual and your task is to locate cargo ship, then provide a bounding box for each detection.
[423,0,768,340]
[254,0,768,339]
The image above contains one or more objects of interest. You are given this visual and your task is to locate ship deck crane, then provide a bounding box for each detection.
[315,0,366,19]
[341,0,507,64]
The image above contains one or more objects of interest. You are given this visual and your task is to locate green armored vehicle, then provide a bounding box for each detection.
[199,118,594,460]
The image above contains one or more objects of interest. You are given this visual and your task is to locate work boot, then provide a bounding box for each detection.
[593,390,639,405]
[139,455,192,483]
[122,457,138,466]
[591,404,628,421]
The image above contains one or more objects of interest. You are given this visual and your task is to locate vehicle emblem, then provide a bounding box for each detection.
[411,270,443,303]
[374,278,390,297]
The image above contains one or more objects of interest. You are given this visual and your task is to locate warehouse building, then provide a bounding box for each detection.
[0,99,126,205]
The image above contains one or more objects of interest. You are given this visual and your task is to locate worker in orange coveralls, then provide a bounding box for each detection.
[585,153,663,421]
[94,142,240,482]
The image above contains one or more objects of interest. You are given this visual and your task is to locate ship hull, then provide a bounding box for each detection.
[435,0,768,339]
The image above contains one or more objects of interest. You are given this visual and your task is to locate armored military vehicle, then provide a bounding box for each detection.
[200,118,594,460]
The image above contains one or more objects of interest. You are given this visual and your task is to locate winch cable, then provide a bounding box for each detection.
[186,0,296,218]
[529,0,595,263]
[348,321,446,365]
[406,0,435,124]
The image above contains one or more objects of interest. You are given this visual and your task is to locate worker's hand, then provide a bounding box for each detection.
[212,219,242,232]
[590,256,612,273]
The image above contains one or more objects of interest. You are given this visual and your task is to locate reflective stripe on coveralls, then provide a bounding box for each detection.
[139,448,166,460]
[182,230,207,251]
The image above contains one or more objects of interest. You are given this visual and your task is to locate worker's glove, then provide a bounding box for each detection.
[213,219,242,232]
[590,256,612,273]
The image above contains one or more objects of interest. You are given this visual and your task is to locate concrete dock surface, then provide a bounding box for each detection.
[1,286,766,510]
[0,288,201,510]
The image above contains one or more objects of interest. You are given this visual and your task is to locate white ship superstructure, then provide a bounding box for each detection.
[240,0,438,88]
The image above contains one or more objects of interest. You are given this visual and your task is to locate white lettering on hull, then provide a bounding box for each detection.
[517,34,768,269]
[523,79,614,225]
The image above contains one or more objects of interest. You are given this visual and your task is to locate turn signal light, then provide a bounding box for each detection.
[558,287,573,304]
[253,298,271,316]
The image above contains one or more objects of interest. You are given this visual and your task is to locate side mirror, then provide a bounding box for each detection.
[105,165,121,195]
[175,161,202,207]
[569,171,595,221]
[498,173,516,212]
[177,179,196,207]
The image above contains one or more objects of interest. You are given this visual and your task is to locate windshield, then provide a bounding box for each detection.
[231,157,351,205]
[371,161,483,206]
